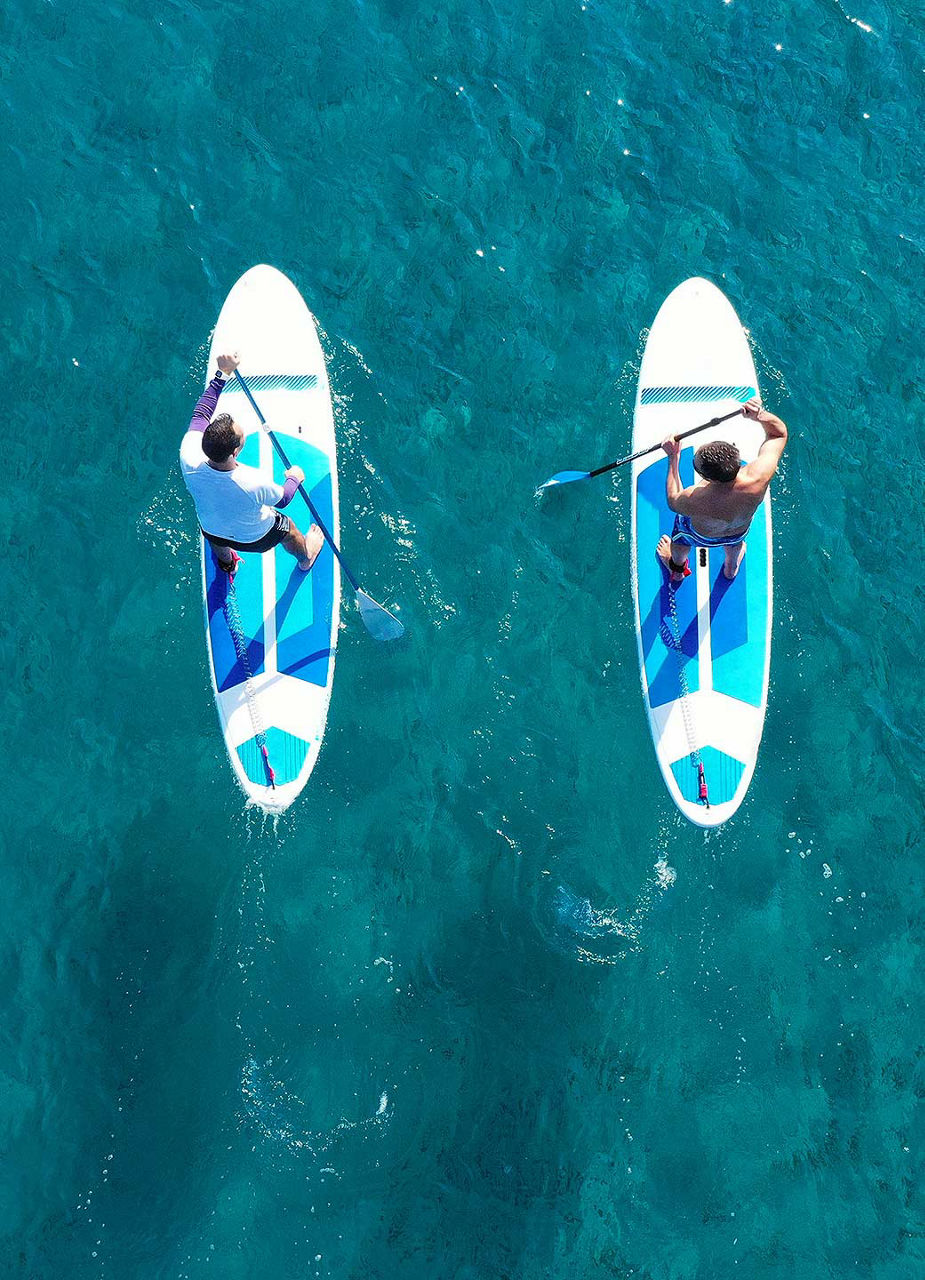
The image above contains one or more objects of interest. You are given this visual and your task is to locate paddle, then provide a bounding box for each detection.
[537,407,746,491]
[233,370,405,642]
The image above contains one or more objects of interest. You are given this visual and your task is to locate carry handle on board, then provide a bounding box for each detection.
[537,407,746,491]
[233,370,405,642]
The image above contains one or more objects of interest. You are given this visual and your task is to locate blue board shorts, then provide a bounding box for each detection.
[671,513,750,549]
[202,512,292,553]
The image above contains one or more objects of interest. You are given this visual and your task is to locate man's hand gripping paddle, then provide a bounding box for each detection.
[537,407,746,492]
[234,370,405,642]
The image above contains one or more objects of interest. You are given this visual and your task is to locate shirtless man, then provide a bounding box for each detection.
[180,352,323,575]
[656,398,788,583]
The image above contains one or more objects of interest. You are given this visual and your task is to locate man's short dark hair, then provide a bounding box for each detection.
[202,413,238,462]
[693,440,740,483]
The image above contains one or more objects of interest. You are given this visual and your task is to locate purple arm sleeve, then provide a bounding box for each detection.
[187,374,225,434]
[275,476,300,509]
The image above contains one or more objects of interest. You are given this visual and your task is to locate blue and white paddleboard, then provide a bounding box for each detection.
[201,265,340,812]
[631,278,772,827]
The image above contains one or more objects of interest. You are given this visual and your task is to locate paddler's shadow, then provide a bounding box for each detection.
[641,577,697,658]
[206,561,264,685]
[708,552,746,614]
[267,542,336,647]
[271,561,308,637]
[80,806,245,1265]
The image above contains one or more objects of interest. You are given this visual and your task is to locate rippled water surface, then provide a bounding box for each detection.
[2,0,923,1276]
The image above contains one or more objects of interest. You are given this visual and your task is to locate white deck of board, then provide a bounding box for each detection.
[631,278,772,827]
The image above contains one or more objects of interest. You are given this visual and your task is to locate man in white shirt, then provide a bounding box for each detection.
[179,352,323,574]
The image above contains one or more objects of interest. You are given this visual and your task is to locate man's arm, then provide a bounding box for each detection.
[179,354,239,473]
[274,467,305,509]
[186,352,239,434]
[189,374,223,432]
[742,398,787,489]
[246,465,306,510]
[662,436,697,513]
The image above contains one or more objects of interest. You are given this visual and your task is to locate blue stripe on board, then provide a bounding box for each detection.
[670,744,745,806]
[708,502,769,708]
[640,385,755,405]
[237,726,309,786]
[220,374,318,394]
[271,439,336,688]
[236,432,261,467]
[637,453,699,708]
[205,563,267,692]
[205,431,266,692]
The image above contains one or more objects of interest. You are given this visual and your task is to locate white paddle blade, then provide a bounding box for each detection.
[356,590,405,642]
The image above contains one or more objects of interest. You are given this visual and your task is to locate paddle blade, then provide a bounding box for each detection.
[356,589,405,642]
[538,470,591,491]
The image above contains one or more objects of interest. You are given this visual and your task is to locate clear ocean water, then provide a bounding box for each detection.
[2,0,923,1276]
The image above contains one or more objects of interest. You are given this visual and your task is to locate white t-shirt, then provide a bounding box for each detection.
[179,432,284,542]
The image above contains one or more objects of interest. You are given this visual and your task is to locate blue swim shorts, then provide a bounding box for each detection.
[671,513,750,549]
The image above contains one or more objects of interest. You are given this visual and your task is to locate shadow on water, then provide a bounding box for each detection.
[229,842,395,1167]
[354,911,586,1276]
[345,849,676,1278]
[13,790,248,1279]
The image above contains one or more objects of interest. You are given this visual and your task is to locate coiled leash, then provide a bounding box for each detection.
[661,573,709,809]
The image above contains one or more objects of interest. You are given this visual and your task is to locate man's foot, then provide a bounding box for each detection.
[298,525,325,572]
[656,534,690,584]
[217,550,243,576]
[723,542,746,580]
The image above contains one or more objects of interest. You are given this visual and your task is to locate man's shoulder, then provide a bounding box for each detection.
[737,465,774,493]
[232,462,281,496]
[231,461,264,484]
[179,431,207,475]
[684,484,712,507]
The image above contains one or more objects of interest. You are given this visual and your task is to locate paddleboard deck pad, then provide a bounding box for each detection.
[631,278,772,827]
[200,266,340,811]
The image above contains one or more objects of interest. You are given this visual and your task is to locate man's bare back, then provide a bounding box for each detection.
[657,398,788,583]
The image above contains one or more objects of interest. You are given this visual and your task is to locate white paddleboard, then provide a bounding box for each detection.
[199,265,340,812]
[631,278,772,827]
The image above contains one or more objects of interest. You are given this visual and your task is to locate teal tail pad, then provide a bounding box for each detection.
[708,502,769,708]
[221,374,318,394]
[640,385,756,405]
[272,441,336,688]
[670,745,745,807]
[637,455,699,708]
[237,726,310,787]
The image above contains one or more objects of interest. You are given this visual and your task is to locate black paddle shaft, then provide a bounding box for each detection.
[233,371,360,590]
[588,408,746,478]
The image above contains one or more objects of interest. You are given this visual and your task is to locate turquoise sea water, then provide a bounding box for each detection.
[2,0,923,1276]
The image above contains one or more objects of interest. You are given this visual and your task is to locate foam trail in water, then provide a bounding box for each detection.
[240,1054,392,1159]
[833,1,876,34]
[553,857,676,964]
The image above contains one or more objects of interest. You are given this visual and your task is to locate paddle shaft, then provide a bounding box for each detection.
[588,408,745,478]
[233,371,360,591]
